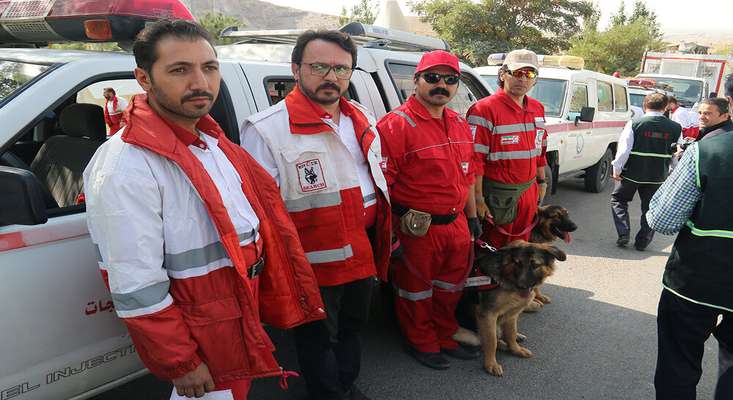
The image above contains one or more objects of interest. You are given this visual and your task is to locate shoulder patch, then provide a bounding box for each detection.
[245,102,285,125]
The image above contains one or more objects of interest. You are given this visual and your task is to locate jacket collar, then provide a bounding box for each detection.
[285,85,357,135]
[122,94,223,155]
[700,118,733,136]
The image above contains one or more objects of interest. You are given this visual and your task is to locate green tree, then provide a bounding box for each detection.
[410,0,595,66]
[339,0,378,26]
[712,43,733,57]
[570,0,663,75]
[197,11,243,45]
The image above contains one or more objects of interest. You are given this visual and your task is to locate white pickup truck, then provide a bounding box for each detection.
[0,4,490,399]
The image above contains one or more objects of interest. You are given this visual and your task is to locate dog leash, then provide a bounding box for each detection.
[486,214,539,238]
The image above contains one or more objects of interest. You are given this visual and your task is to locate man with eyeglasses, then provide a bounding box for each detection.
[466,49,548,310]
[377,50,480,370]
[241,30,390,400]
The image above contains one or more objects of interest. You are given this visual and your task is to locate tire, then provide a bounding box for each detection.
[584,148,613,193]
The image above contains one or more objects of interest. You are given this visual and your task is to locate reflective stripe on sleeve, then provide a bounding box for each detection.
[396,288,433,301]
[163,231,256,272]
[494,122,535,135]
[685,220,733,239]
[285,192,342,212]
[306,244,354,264]
[392,110,416,128]
[474,143,490,154]
[467,115,494,131]
[629,151,672,158]
[488,147,542,161]
[111,281,170,311]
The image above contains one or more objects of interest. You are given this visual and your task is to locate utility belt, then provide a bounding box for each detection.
[247,257,264,279]
[483,177,535,226]
[392,203,458,237]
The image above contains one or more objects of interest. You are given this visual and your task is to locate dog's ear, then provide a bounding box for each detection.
[475,247,504,276]
[543,245,567,262]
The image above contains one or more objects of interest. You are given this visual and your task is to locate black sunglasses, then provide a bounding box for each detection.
[421,72,460,85]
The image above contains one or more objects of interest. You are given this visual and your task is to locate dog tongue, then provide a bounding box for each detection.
[519,289,531,298]
[562,231,572,244]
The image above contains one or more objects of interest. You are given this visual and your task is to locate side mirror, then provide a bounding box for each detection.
[575,106,595,126]
[0,166,48,226]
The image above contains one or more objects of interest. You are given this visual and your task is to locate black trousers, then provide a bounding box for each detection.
[655,289,733,400]
[293,277,374,400]
[610,179,660,246]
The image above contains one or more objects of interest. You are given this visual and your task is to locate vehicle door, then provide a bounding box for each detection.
[559,80,593,173]
[0,57,148,400]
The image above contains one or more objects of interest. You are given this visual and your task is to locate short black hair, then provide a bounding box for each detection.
[133,19,216,75]
[643,93,668,111]
[668,96,678,105]
[701,97,730,114]
[497,65,510,89]
[291,30,357,68]
[725,73,733,98]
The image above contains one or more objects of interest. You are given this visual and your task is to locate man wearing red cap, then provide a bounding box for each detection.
[466,49,548,309]
[377,50,480,370]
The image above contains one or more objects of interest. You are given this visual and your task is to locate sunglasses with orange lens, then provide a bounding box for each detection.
[509,69,538,80]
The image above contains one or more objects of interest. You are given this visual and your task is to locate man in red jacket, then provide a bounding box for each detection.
[84,20,324,399]
[102,87,128,135]
[377,50,481,370]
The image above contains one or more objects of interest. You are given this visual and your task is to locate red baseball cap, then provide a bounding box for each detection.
[415,50,460,74]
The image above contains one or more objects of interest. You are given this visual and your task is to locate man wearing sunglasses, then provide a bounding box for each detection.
[241,30,390,400]
[466,49,548,308]
[377,50,480,370]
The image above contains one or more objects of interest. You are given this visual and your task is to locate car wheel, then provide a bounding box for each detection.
[584,148,612,193]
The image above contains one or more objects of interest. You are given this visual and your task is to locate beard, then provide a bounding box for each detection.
[299,75,345,105]
[149,85,215,120]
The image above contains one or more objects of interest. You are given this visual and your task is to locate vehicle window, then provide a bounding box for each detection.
[613,85,628,111]
[597,81,613,112]
[569,84,589,113]
[386,61,483,115]
[481,75,500,93]
[0,60,51,105]
[264,77,355,106]
[638,76,702,107]
[78,79,144,135]
[528,78,567,117]
[629,93,644,108]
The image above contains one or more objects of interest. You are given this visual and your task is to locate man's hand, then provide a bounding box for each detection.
[172,362,215,398]
[538,182,548,204]
[611,173,622,182]
[476,198,492,220]
[468,217,483,240]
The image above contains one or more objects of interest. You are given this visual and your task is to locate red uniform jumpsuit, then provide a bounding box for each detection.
[378,95,477,353]
[467,88,547,248]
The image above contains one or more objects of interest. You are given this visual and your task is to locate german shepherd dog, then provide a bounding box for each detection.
[528,205,577,306]
[474,241,567,376]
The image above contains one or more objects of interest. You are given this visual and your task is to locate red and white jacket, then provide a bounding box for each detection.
[84,95,324,384]
[104,96,128,135]
[241,87,391,285]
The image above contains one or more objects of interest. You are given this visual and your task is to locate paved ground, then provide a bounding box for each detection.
[95,178,721,399]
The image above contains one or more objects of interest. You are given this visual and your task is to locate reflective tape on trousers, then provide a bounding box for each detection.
[630,151,672,158]
[396,287,432,301]
[306,244,354,264]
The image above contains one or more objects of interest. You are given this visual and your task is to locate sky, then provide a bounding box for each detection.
[261,0,733,35]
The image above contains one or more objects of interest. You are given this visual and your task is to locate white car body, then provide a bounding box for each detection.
[0,41,490,400]
[474,65,632,193]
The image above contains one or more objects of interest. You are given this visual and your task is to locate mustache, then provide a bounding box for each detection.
[181,91,214,103]
[317,82,341,92]
[429,88,450,97]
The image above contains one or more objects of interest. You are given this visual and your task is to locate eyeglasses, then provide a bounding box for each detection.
[508,69,538,80]
[302,62,354,80]
[421,72,460,85]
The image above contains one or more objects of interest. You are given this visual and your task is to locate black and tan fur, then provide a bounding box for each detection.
[475,241,566,376]
[528,205,577,305]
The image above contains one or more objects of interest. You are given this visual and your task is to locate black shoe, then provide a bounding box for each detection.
[441,345,481,360]
[616,236,629,247]
[346,386,370,400]
[406,346,450,370]
[634,241,648,251]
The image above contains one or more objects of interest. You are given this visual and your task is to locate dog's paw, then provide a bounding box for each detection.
[523,300,543,313]
[483,361,504,377]
[510,345,533,358]
[452,326,480,347]
[516,332,527,343]
[497,339,508,351]
[535,293,552,304]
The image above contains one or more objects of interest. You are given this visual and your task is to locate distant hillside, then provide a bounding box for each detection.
[182,0,340,30]
[663,31,733,53]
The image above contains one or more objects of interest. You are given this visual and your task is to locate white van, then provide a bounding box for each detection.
[475,59,632,193]
[0,5,490,398]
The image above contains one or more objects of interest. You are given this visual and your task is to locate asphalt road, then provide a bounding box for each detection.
[94,178,721,400]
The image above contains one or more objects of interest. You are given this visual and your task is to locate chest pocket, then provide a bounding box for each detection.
[405,146,455,182]
[282,143,336,197]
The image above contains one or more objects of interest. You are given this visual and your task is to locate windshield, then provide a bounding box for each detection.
[639,76,702,107]
[0,60,51,105]
[481,76,567,117]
